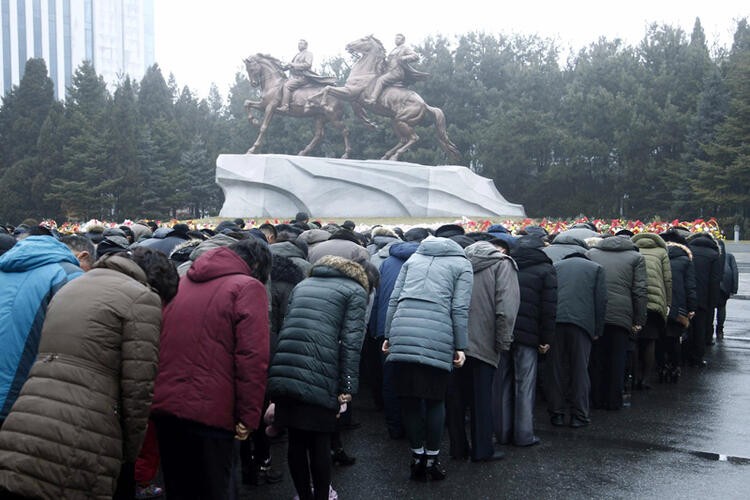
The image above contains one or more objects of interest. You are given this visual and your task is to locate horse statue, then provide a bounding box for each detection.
[306,35,460,162]
[243,54,372,158]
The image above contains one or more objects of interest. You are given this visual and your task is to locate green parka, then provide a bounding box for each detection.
[632,233,673,321]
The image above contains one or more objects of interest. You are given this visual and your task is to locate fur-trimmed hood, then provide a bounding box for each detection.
[272,254,305,285]
[632,232,667,250]
[310,255,368,291]
[667,241,693,261]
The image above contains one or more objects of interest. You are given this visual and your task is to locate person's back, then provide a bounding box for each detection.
[0,236,82,423]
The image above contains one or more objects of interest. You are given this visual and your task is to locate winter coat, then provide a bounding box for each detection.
[666,243,698,323]
[0,255,161,499]
[369,241,420,339]
[721,252,739,297]
[0,236,83,420]
[271,240,313,276]
[267,256,368,410]
[151,247,270,432]
[297,228,331,248]
[554,250,607,339]
[544,231,590,263]
[464,242,520,367]
[510,244,558,348]
[367,233,401,256]
[632,233,672,321]
[135,227,190,256]
[308,235,369,265]
[587,236,648,331]
[384,237,473,371]
[370,240,398,271]
[687,234,722,311]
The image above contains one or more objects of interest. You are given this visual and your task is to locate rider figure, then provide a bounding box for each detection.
[365,34,420,105]
[278,39,314,112]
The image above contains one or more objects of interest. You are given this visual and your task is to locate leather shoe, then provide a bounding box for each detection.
[515,437,540,447]
[570,416,589,428]
[471,450,505,462]
[550,414,565,427]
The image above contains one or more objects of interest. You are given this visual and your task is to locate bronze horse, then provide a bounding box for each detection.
[307,35,460,162]
[244,54,370,158]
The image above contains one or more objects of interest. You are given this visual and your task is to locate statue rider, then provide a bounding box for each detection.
[364,33,421,105]
[278,39,314,112]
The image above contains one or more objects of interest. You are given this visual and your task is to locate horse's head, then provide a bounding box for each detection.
[345,35,385,57]
[244,54,286,88]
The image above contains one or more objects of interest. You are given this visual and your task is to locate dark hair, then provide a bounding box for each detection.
[60,234,96,258]
[233,218,246,229]
[131,247,180,304]
[119,225,135,244]
[229,238,272,284]
[259,223,277,240]
[28,225,55,237]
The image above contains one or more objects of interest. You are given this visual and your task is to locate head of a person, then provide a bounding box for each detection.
[298,39,308,51]
[60,234,96,271]
[0,233,16,256]
[131,247,180,305]
[228,238,272,285]
[395,33,405,45]
[294,211,309,224]
[233,218,246,229]
[259,223,277,244]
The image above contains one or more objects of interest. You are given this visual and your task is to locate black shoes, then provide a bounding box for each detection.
[331,448,356,466]
[410,453,427,481]
[550,414,566,427]
[425,455,447,481]
[570,416,590,428]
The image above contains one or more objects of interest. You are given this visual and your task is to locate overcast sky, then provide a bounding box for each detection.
[154,0,748,98]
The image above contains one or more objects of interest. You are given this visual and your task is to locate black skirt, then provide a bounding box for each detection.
[274,398,338,433]
[392,361,450,401]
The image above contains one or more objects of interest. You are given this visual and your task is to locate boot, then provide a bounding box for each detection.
[277,88,291,111]
[425,454,446,481]
[331,448,356,466]
[409,452,427,482]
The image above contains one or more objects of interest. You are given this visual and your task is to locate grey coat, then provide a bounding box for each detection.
[554,250,607,339]
[464,242,520,367]
[544,231,590,263]
[587,236,648,331]
[384,237,473,371]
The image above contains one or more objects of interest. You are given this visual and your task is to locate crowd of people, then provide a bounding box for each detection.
[0,212,739,499]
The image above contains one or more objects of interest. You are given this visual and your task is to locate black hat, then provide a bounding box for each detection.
[404,227,430,242]
[96,236,130,260]
[342,220,356,231]
[435,224,465,238]
[450,235,475,248]
[615,229,634,237]
[660,229,687,245]
[295,211,309,223]
[0,233,16,256]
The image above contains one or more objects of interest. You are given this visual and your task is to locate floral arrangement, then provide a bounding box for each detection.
[51,215,725,240]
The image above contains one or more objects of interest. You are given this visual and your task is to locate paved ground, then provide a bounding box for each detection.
[241,244,750,499]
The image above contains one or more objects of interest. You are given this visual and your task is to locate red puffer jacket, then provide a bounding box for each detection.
[151,247,269,431]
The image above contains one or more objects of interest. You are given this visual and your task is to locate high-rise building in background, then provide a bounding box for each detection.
[1,0,155,99]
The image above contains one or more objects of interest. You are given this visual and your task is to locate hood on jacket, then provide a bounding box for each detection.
[487,224,510,234]
[389,241,420,261]
[511,245,552,269]
[188,246,252,283]
[93,253,148,285]
[417,236,467,258]
[372,226,400,239]
[271,254,305,285]
[551,231,589,249]
[0,235,79,273]
[298,229,331,246]
[595,235,639,252]
[560,248,589,260]
[632,232,667,250]
[311,255,369,290]
[188,233,239,263]
[687,232,719,251]
[517,234,545,249]
[667,241,693,260]
[169,239,202,263]
[271,240,308,261]
[557,227,599,241]
[465,241,517,272]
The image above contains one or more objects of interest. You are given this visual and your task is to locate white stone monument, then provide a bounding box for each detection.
[216,154,525,218]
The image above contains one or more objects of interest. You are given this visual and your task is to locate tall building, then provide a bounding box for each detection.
[1,0,155,99]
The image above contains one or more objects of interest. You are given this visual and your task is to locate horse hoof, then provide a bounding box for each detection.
[247,148,256,154]
[341,153,350,159]
[298,150,308,156]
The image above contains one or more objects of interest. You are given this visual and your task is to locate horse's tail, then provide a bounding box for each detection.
[426,105,460,163]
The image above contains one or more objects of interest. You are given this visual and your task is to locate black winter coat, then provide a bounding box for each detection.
[666,243,698,321]
[510,246,557,347]
[687,235,721,311]
[269,254,306,341]
[267,256,368,411]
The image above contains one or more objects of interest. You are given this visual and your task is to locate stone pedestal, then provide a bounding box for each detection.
[216,154,525,218]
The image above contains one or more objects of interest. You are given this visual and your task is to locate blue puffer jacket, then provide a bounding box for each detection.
[384,237,473,371]
[0,236,82,419]
[368,241,420,339]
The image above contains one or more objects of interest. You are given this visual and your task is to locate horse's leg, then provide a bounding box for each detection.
[327,109,351,159]
[426,105,461,162]
[350,102,378,130]
[389,121,420,161]
[299,117,325,156]
[247,103,276,154]
[382,121,406,160]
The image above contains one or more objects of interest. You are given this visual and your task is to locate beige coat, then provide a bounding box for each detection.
[0,255,162,499]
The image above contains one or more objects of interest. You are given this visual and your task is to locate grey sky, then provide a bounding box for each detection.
[154,0,748,98]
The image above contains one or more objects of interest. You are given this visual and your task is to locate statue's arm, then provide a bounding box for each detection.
[399,47,419,63]
[290,52,313,71]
